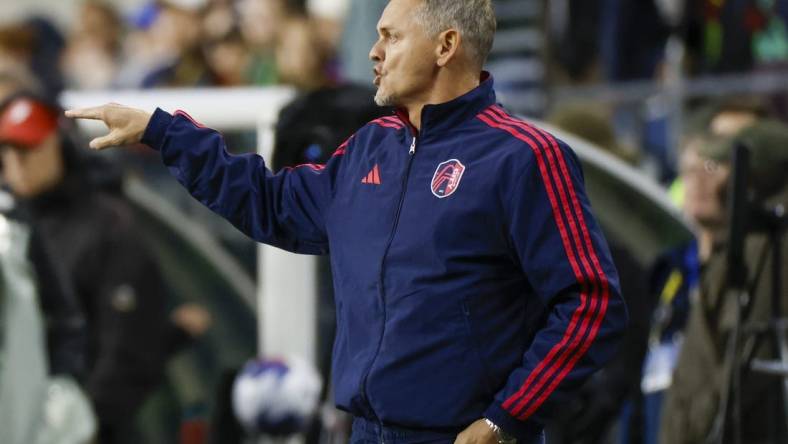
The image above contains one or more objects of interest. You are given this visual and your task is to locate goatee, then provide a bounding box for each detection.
[374,89,396,107]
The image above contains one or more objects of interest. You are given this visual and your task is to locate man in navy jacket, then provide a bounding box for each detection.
[67,1,627,442]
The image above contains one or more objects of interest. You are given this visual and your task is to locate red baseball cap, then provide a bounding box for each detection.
[0,96,60,149]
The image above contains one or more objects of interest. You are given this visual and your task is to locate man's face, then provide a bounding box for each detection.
[369,0,440,107]
[0,134,64,198]
[680,141,730,228]
[679,110,756,229]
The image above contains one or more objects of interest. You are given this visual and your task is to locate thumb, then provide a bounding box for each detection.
[89,131,121,150]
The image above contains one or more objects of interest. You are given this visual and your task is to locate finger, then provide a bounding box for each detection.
[64,106,105,121]
[89,132,120,150]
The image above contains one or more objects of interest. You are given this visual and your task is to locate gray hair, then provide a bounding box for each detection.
[413,0,497,69]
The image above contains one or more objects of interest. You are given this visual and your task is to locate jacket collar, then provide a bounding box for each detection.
[395,72,496,138]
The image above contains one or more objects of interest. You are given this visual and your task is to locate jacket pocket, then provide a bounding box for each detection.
[460,300,496,395]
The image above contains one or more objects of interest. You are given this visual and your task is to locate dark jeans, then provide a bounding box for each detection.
[349,417,458,444]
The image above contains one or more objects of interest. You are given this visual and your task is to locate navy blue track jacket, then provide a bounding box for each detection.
[141,75,627,442]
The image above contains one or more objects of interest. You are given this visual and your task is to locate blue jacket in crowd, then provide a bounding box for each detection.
[141,75,627,442]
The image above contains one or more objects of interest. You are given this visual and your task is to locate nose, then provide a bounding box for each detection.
[369,38,383,63]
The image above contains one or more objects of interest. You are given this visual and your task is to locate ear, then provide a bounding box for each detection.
[435,28,461,67]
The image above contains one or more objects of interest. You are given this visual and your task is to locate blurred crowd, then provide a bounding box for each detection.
[0,0,348,93]
[0,0,784,99]
[0,1,787,444]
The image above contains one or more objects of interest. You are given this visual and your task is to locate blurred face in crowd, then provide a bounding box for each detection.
[239,0,285,49]
[276,19,329,90]
[370,0,442,107]
[680,139,730,229]
[1,135,63,198]
[680,109,758,229]
[206,35,250,86]
[76,1,121,48]
[0,87,64,198]
[150,5,202,53]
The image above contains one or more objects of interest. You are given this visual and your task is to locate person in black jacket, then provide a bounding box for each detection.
[0,82,210,443]
[1,195,87,382]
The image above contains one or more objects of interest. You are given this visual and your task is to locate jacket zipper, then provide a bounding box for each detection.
[358,134,418,427]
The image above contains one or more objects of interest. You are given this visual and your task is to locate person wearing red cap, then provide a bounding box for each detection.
[0,89,212,444]
[0,95,64,198]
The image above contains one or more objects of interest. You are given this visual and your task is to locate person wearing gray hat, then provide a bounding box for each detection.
[697,119,788,204]
[661,118,788,444]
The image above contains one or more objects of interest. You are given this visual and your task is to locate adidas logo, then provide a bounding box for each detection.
[361,164,382,185]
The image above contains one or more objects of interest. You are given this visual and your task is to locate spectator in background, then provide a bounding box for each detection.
[625,122,725,444]
[0,23,36,68]
[205,29,252,87]
[238,0,286,85]
[0,18,65,96]
[61,0,123,90]
[0,67,88,378]
[631,99,774,444]
[141,0,218,88]
[0,66,211,444]
[660,117,788,444]
[114,2,172,88]
[1,184,93,444]
[670,98,771,248]
[236,0,341,89]
[202,0,238,42]
[201,0,252,87]
[0,199,94,444]
[305,0,347,59]
[276,11,333,90]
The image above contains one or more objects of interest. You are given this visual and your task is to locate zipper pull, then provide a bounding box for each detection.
[409,137,417,155]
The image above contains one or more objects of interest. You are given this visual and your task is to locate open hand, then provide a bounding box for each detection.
[65,103,152,150]
[454,419,498,444]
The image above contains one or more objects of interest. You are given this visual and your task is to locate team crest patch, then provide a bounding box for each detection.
[431,159,466,198]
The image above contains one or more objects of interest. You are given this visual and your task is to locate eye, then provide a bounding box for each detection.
[388,34,399,43]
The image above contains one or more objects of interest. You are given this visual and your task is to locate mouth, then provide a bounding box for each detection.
[373,68,382,86]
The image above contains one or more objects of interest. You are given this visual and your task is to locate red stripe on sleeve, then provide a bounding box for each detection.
[477,111,599,415]
[479,108,608,419]
[485,106,611,419]
[174,110,206,128]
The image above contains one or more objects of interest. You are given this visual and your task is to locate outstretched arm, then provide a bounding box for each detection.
[66,104,347,254]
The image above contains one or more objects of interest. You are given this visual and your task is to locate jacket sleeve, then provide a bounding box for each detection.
[484,139,628,442]
[142,108,348,255]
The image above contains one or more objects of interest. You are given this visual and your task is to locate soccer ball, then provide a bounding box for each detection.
[231,356,323,436]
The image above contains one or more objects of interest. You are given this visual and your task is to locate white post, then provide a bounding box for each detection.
[255,118,318,367]
[255,105,316,444]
